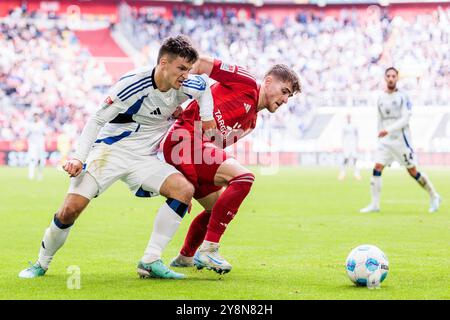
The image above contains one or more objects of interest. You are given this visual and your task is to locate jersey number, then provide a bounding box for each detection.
[402,153,413,164]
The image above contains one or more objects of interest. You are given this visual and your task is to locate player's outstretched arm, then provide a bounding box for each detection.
[68,74,137,169]
[70,103,123,166]
[197,77,216,133]
[191,55,214,76]
[181,74,216,133]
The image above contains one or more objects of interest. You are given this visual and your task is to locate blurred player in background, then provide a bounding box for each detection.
[27,113,47,181]
[56,128,73,170]
[360,67,441,213]
[18,35,216,280]
[164,56,301,274]
[338,114,361,180]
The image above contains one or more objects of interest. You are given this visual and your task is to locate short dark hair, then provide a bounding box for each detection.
[157,35,199,64]
[385,67,399,75]
[264,64,301,95]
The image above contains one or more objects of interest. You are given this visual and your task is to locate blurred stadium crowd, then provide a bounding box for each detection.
[0,7,111,143]
[0,3,448,148]
[125,4,448,105]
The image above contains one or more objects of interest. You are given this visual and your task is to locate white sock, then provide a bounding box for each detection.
[37,162,44,180]
[199,240,218,251]
[340,159,347,175]
[176,253,194,263]
[28,162,35,180]
[370,175,382,208]
[353,159,360,175]
[141,202,183,264]
[38,216,73,269]
[416,173,437,198]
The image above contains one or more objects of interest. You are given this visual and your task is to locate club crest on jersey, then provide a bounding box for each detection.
[104,96,113,105]
[220,62,236,73]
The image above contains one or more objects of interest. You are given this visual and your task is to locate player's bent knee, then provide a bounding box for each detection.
[57,205,81,225]
[229,172,256,188]
[216,159,254,185]
[373,164,384,176]
[57,195,89,225]
[374,163,384,171]
[407,167,418,176]
[408,170,420,180]
[160,173,194,204]
[176,180,195,201]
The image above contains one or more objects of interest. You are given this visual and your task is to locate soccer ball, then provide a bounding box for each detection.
[345,244,389,288]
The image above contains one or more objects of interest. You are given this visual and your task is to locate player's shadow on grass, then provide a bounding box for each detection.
[78,273,229,285]
[336,284,391,291]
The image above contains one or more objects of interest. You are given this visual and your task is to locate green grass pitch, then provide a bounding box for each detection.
[0,166,448,300]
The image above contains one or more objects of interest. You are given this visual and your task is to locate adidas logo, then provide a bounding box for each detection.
[150,108,161,115]
[244,103,251,113]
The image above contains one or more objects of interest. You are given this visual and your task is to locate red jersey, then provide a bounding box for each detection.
[178,59,259,147]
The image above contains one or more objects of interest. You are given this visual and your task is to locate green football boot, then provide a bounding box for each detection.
[18,262,47,279]
[137,259,185,279]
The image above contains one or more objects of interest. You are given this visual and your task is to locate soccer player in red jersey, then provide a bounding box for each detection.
[162,56,301,274]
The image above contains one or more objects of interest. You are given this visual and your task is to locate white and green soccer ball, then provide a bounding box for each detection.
[345,244,389,288]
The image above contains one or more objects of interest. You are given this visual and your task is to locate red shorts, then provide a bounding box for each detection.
[163,122,230,199]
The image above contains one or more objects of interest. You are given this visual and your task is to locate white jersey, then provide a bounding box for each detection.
[27,120,46,149]
[72,66,214,163]
[377,89,412,145]
[342,123,358,150]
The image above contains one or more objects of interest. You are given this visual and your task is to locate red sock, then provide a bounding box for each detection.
[180,210,211,257]
[205,173,255,243]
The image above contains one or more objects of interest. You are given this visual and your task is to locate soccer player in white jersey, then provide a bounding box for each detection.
[27,114,47,181]
[338,114,361,180]
[18,35,216,279]
[360,67,440,213]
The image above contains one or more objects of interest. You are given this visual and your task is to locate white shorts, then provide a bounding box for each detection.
[68,144,179,200]
[28,146,46,163]
[343,146,358,159]
[375,139,417,169]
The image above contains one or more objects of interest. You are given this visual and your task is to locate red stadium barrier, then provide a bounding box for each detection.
[74,28,134,80]
[0,0,118,17]
[1,0,449,22]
